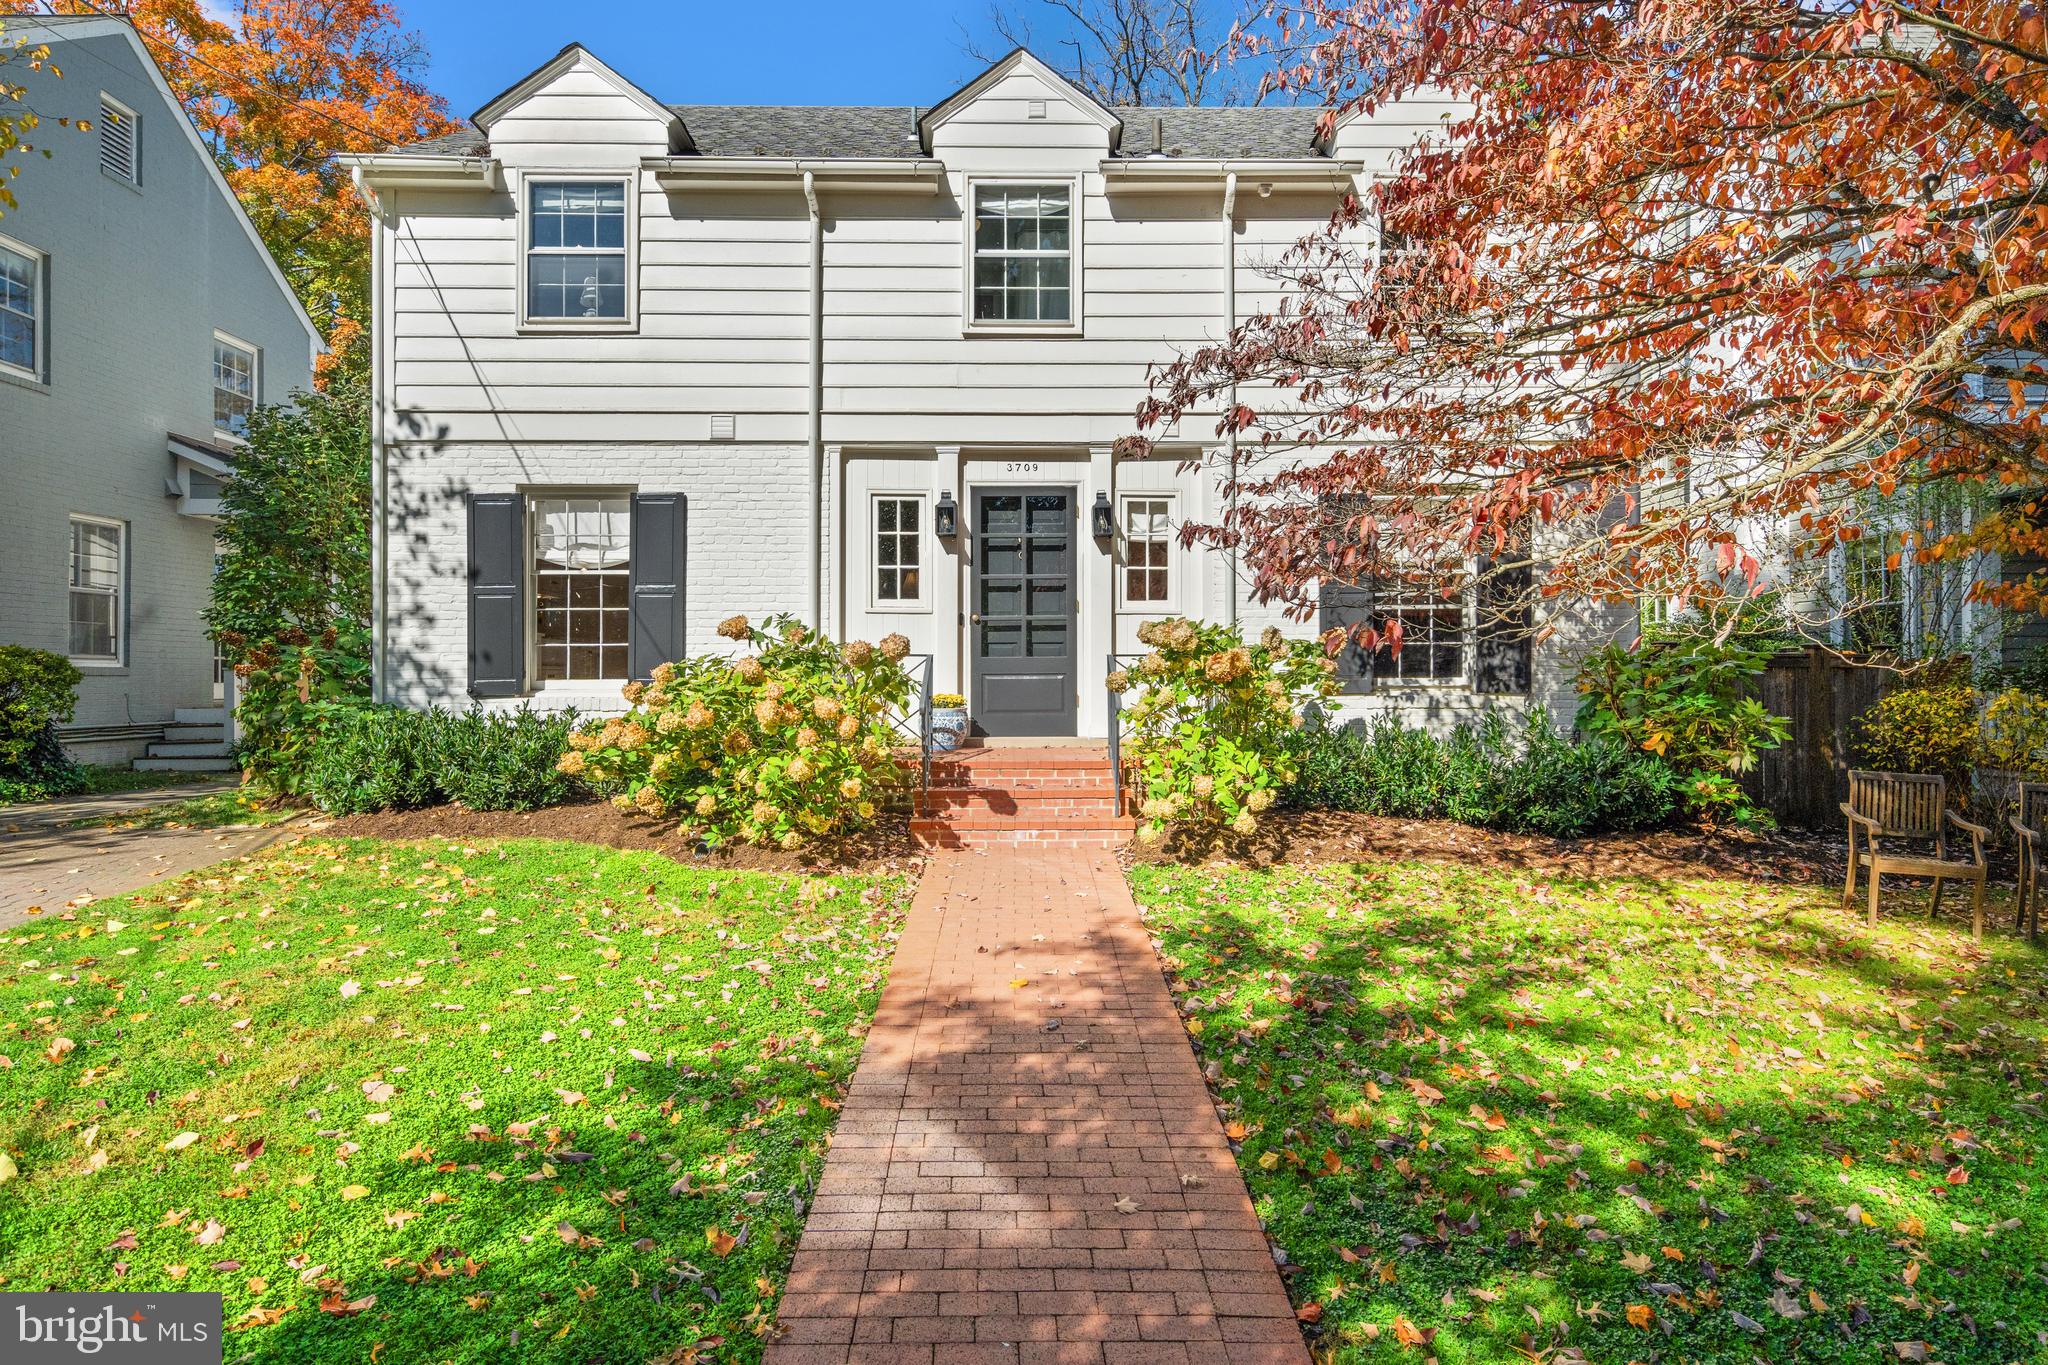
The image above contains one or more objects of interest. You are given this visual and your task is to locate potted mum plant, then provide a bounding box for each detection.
[930,693,969,751]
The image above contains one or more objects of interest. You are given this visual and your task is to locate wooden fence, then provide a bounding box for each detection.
[1740,647,1894,829]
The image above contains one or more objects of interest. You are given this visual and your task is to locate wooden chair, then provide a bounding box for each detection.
[2008,781,2048,943]
[1841,770,1989,943]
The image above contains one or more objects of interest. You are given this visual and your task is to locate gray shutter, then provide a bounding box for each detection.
[1318,580,1376,696]
[1472,543,1532,695]
[467,493,525,698]
[629,493,687,680]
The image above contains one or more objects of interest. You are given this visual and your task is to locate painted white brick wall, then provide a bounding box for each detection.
[384,441,811,714]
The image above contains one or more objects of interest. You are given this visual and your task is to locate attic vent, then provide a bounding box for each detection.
[98,95,138,185]
[1027,100,1047,119]
[710,414,736,441]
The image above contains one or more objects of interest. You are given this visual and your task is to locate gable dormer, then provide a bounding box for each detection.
[473,43,685,167]
[917,48,1122,167]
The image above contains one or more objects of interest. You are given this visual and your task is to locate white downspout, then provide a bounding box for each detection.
[804,170,824,631]
[1222,171,1238,627]
[353,165,390,704]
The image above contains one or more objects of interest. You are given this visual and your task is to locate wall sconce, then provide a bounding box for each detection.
[1091,491,1115,540]
[934,490,959,539]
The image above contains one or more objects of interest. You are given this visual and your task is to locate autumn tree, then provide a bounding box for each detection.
[19,0,453,381]
[1133,0,2048,655]
[966,0,1269,105]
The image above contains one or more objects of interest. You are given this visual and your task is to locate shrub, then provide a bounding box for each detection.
[1285,711,1679,838]
[1112,618,1338,843]
[567,614,914,848]
[0,646,83,798]
[1575,637,1790,822]
[1852,682,1977,788]
[235,627,372,796]
[1975,688,2048,777]
[276,702,579,815]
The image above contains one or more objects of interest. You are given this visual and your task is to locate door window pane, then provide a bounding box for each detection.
[531,496,631,682]
[1122,498,1172,604]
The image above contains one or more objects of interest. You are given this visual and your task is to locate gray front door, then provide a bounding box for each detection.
[972,489,1077,736]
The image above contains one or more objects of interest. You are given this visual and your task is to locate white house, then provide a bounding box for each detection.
[0,16,321,767]
[346,43,1624,740]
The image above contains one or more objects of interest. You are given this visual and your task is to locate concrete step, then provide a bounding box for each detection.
[173,706,229,726]
[162,722,226,743]
[910,814,1135,849]
[133,755,240,773]
[147,739,232,759]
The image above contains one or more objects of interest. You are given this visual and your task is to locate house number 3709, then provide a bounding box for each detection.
[1005,462,1041,474]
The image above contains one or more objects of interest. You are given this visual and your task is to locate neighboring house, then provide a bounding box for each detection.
[0,16,321,766]
[346,43,1627,740]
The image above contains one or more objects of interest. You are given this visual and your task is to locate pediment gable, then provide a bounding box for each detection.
[917,48,1122,155]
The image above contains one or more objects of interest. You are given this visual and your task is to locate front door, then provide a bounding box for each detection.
[972,488,1077,736]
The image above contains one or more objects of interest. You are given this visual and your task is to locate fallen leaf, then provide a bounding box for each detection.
[705,1226,737,1258]
[339,1185,370,1202]
[162,1132,201,1152]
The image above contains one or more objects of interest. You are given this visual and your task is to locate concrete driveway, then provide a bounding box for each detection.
[0,781,302,927]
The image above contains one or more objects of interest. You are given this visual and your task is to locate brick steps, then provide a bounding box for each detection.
[907,745,1131,848]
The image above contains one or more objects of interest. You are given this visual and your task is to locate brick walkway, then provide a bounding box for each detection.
[768,847,1308,1365]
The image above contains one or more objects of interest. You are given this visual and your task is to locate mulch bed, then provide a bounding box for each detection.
[310,798,926,875]
[1123,807,1852,885]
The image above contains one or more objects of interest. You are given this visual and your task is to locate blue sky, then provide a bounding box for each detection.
[403,1,1029,119]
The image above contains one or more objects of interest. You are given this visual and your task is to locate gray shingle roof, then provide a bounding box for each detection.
[386,102,1326,161]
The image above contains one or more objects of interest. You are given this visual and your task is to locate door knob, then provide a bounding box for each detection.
[971,613,982,623]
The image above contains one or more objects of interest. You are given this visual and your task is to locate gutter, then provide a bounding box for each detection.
[1099,157,1364,193]
[647,156,945,195]
[340,154,502,192]
[804,170,824,631]
[351,164,391,704]
[1222,172,1239,627]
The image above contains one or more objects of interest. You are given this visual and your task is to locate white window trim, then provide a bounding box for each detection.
[517,171,638,334]
[67,514,126,668]
[0,232,46,386]
[98,92,141,188]
[961,174,1084,337]
[526,490,636,691]
[868,492,932,613]
[1115,492,1178,613]
[211,330,260,441]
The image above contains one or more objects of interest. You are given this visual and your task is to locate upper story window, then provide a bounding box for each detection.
[0,236,44,382]
[972,184,1072,325]
[98,94,139,186]
[526,180,629,323]
[212,334,258,437]
[69,515,124,664]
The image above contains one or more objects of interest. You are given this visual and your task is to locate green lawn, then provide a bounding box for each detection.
[0,836,910,1363]
[67,789,300,832]
[1131,860,2048,1364]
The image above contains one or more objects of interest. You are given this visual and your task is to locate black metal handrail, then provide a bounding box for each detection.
[1105,652,1144,817]
[884,653,936,809]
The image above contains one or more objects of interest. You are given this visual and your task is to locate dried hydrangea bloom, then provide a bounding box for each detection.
[1136,618,1164,647]
[619,722,651,750]
[717,615,751,641]
[556,750,587,775]
[651,661,676,683]
[1248,787,1275,812]
[879,632,911,661]
[857,799,876,819]
[782,622,808,644]
[840,777,863,799]
[788,756,816,782]
[754,697,781,728]
[836,715,860,740]
[1106,669,1131,693]
[1261,626,1285,652]
[723,730,753,755]
[752,800,778,826]
[622,680,646,704]
[684,701,714,730]
[569,730,598,751]
[1166,621,1199,651]
[1141,797,1170,820]
[695,793,717,816]
[796,727,820,748]
[654,710,683,735]
[813,696,843,721]
[611,793,635,812]
[1137,824,1165,846]
[842,639,874,667]
[634,785,665,814]
[1231,809,1257,835]
[779,831,802,850]
[1193,774,1216,798]
[734,657,766,685]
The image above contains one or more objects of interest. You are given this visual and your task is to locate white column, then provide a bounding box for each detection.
[932,447,964,700]
[1081,445,1116,739]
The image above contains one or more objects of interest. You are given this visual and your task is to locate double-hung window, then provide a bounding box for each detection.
[1119,496,1173,607]
[525,180,629,324]
[68,516,124,664]
[971,184,1073,325]
[531,496,631,682]
[212,334,258,437]
[0,236,44,381]
[873,495,925,607]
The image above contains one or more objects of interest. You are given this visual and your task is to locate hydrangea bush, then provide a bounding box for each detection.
[562,614,914,848]
[1109,618,1337,843]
